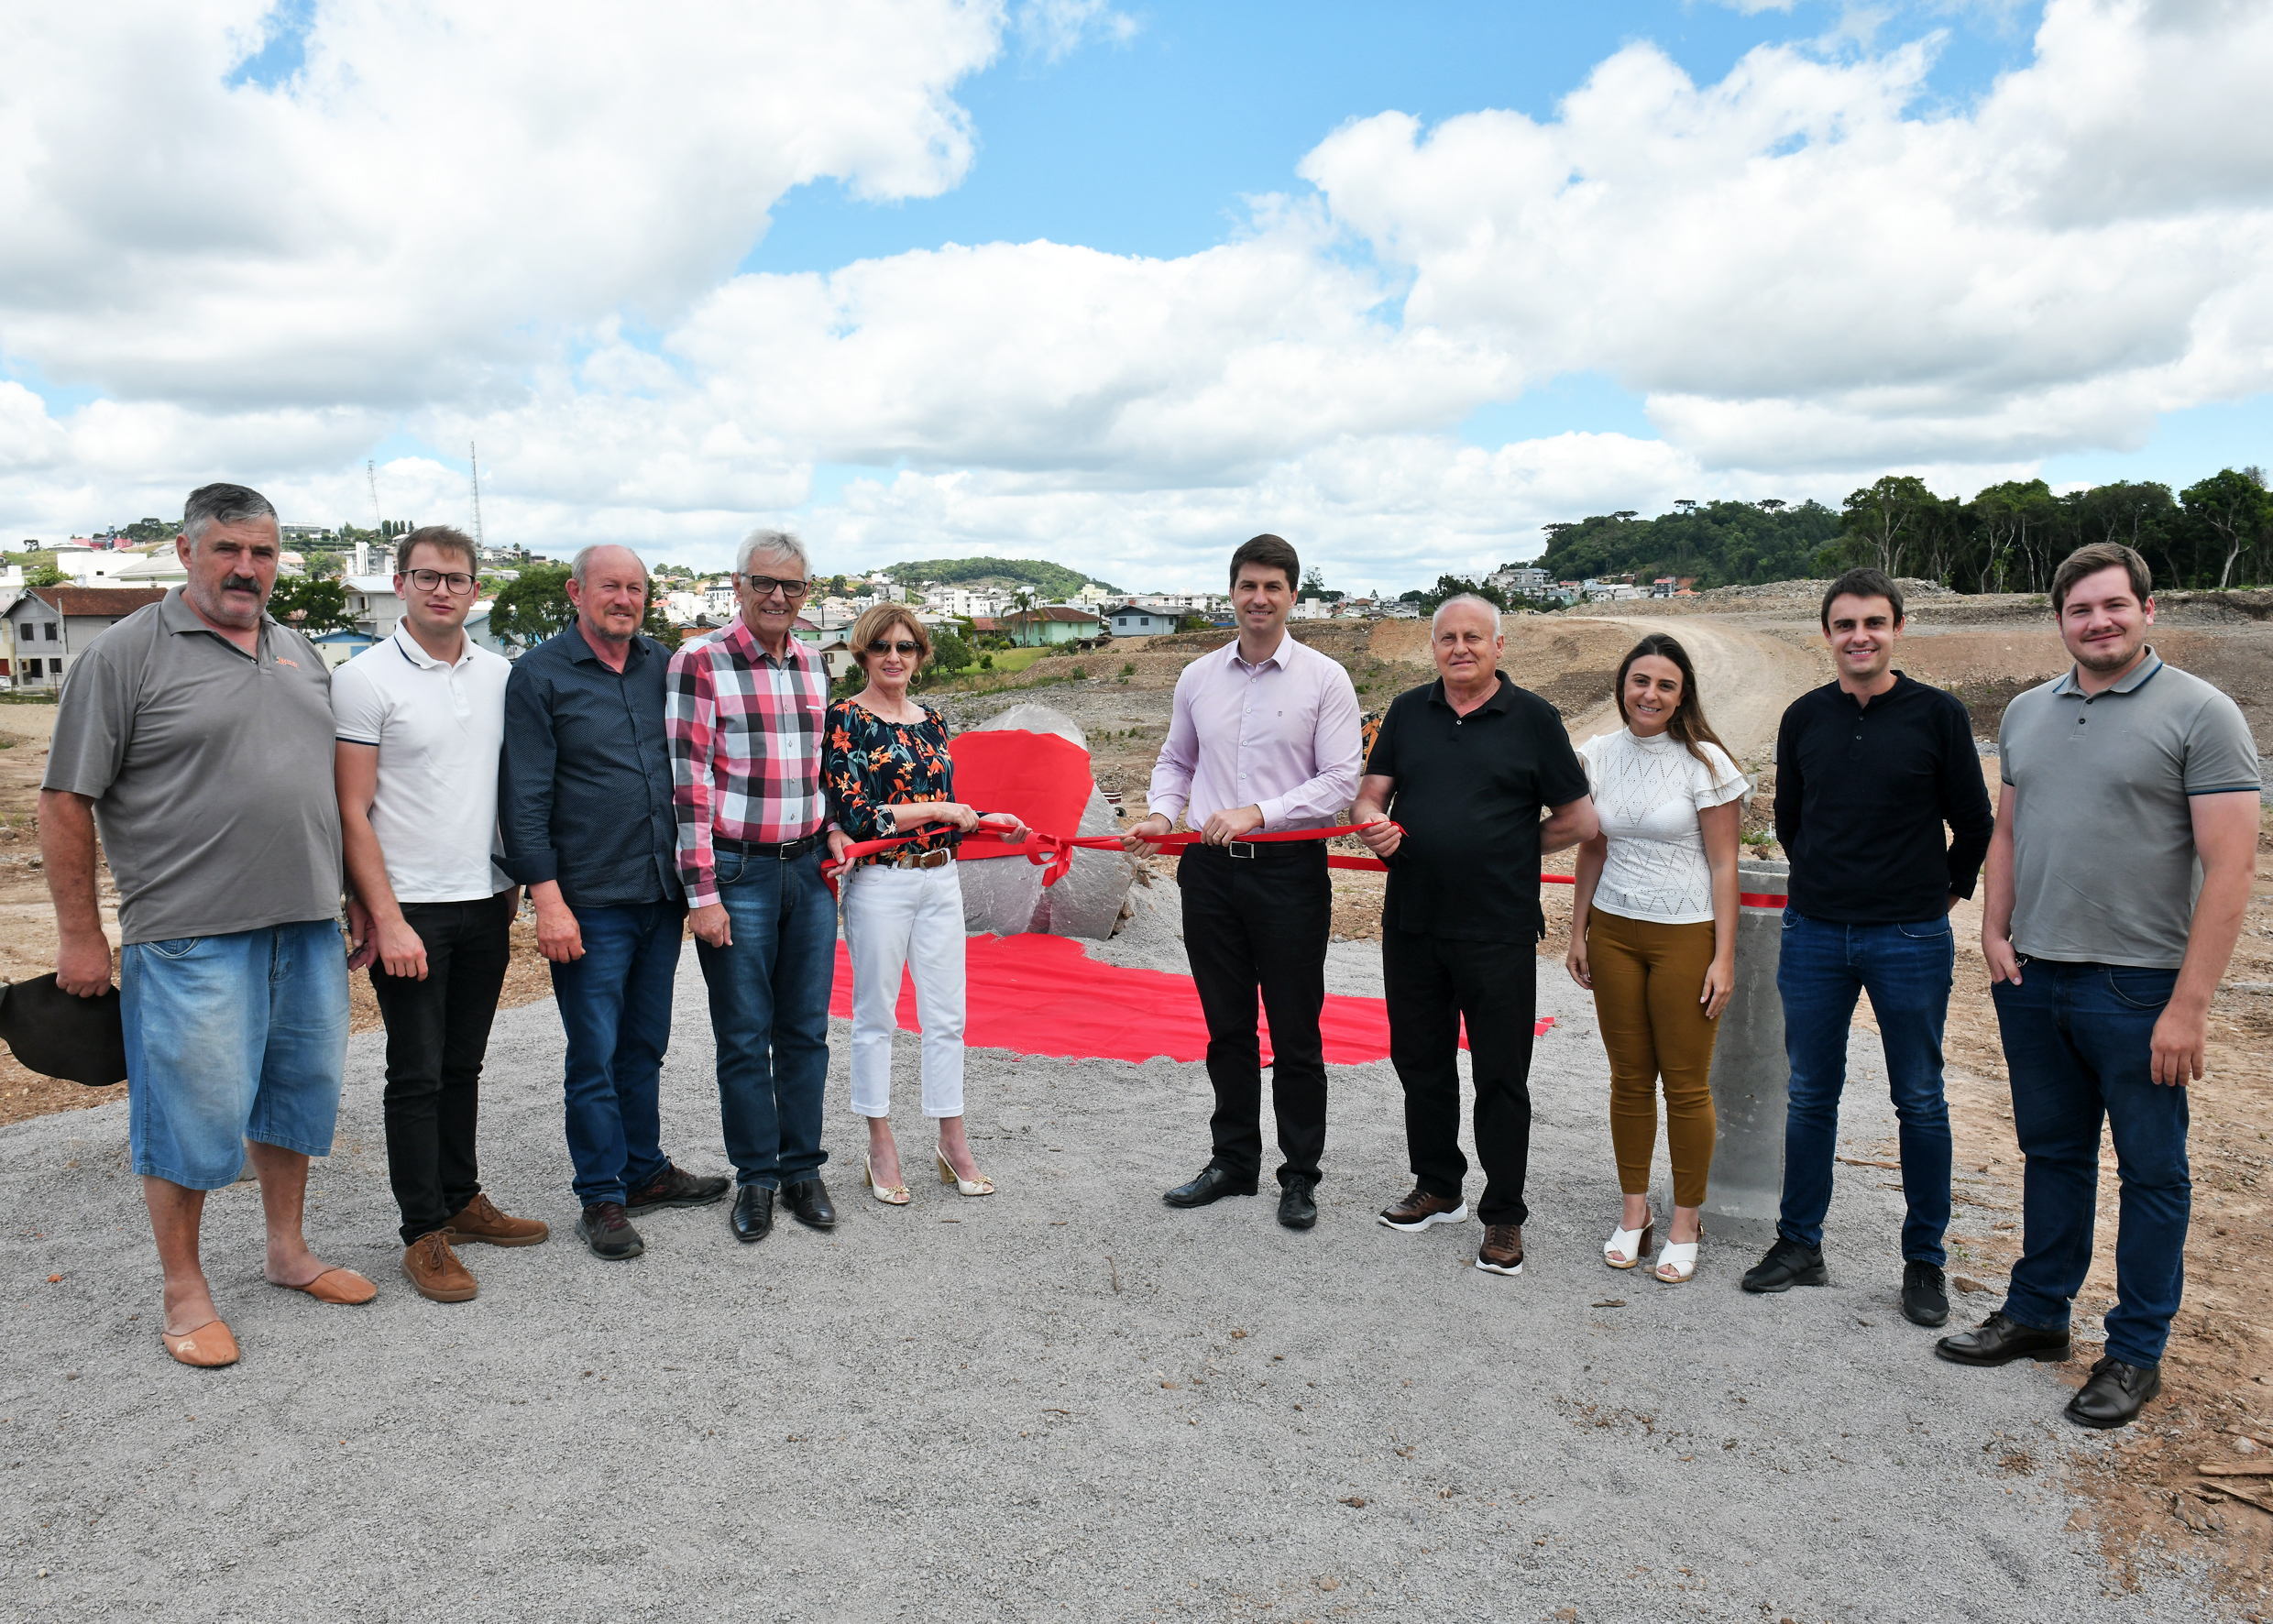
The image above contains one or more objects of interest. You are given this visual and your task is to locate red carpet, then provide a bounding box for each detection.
[828,934,1552,1065]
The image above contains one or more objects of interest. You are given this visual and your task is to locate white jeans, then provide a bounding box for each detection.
[842,860,967,1119]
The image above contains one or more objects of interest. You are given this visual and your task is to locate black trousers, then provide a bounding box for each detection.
[370,889,517,1245]
[1382,927,1538,1226]
[1178,843,1330,1186]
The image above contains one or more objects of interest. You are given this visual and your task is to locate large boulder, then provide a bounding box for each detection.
[956,704,1136,940]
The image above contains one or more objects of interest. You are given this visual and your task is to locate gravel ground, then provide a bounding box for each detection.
[0,897,2217,1622]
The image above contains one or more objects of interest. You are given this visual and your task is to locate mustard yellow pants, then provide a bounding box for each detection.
[1585,907,1719,1208]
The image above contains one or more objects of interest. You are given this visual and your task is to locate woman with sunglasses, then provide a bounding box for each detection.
[823,604,1025,1206]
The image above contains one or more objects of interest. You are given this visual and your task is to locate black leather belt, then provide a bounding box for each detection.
[715,833,822,860]
[1204,839,1317,861]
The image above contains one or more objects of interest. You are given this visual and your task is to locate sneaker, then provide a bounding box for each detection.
[1476,1223,1524,1276]
[401,1230,478,1302]
[1901,1260,1949,1327]
[623,1163,730,1214]
[445,1191,550,1247]
[575,1202,645,1261]
[1740,1235,1828,1293]
[1378,1187,1469,1232]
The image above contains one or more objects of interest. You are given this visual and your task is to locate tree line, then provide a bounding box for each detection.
[1532,466,2271,595]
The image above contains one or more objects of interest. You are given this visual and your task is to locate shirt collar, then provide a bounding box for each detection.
[2052,646,2161,697]
[390,621,469,671]
[1429,672,1511,712]
[723,613,809,669]
[564,618,649,668]
[159,585,272,653]
[1226,631,1292,672]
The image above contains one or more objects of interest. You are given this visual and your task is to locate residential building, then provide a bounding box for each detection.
[113,550,190,587]
[1104,601,1180,637]
[1491,566,1553,597]
[1001,606,1104,647]
[815,636,862,685]
[343,575,407,638]
[5,587,170,690]
[1073,583,1115,607]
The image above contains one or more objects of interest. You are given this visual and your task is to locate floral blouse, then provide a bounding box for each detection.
[823,699,959,868]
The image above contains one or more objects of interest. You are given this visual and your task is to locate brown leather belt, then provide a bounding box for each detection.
[890,847,953,871]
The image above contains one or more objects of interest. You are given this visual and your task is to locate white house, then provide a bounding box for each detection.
[1104,601,1180,637]
[344,575,407,638]
[5,587,170,689]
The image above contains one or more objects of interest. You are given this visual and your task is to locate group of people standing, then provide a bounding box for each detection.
[37,489,2260,1438]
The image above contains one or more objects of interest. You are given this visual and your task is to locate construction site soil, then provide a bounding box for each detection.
[7,586,2272,1611]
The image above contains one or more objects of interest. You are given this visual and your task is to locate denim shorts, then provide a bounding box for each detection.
[120,919,351,1190]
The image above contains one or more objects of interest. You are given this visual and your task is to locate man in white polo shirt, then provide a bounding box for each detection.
[335,525,548,1303]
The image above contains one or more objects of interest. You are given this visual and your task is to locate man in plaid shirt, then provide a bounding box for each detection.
[665,528,837,1245]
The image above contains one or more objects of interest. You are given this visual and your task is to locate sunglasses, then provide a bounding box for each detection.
[866,639,921,655]
[738,574,809,599]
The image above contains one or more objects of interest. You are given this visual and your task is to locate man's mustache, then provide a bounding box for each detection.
[220,575,262,594]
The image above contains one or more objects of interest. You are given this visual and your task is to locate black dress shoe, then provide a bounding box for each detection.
[783,1177,837,1231]
[1934,1311,2072,1366]
[1278,1176,1318,1230]
[730,1184,774,1244]
[1740,1235,1828,1293]
[575,1202,644,1261]
[1901,1260,1950,1327]
[624,1162,730,1213]
[1163,1165,1259,1209]
[2066,1356,2162,1430]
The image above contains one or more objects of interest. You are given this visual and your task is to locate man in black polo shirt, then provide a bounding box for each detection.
[1353,595,1596,1276]
[1741,567,1993,1326]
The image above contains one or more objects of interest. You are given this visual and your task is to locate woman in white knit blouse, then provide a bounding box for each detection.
[1568,634,1749,1284]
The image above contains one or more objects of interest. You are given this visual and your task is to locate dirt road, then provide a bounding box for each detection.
[1550,614,1825,760]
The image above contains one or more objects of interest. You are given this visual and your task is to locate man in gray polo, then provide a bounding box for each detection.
[1938,542,2259,1432]
[41,482,374,1371]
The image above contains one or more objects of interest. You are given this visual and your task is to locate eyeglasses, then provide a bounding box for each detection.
[739,575,809,599]
[407,568,478,596]
[866,639,921,655]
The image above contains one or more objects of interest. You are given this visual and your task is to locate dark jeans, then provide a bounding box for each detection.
[370,889,517,1245]
[551,896,685,1207]
[1178,843,1329,1186]
[1775,908,1954,1265]
[1993,960,2190,1367]
[693,849,835,1191]
[1383,927,1538,1227]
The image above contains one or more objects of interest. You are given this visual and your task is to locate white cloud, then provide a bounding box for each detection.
[3,0,2270,589]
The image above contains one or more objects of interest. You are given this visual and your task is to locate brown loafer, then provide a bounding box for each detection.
[160,1319,240,1368]
[270,1266,379,1305]
[445,1191,550,1247]
[401,1231,478,1302]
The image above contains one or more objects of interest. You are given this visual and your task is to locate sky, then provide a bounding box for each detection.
[3,0,2269,594]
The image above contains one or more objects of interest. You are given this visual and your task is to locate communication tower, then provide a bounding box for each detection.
[469,442,487,550]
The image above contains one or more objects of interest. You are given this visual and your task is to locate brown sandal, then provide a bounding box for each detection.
[160,1319,240,1368]
[269,1267,378,1305]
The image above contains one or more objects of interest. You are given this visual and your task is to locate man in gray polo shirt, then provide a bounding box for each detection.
[41,483,374,1371]
[1938,542,2260,1432]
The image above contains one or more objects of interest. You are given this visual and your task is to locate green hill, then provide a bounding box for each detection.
[875,556,1123,599]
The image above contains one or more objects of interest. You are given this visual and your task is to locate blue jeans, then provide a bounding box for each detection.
[1993,960,2189,1367]
[1775,909,1954,1265]
[551,898,684,1207]
[693,849,835,1190]
[120,920,349,1189]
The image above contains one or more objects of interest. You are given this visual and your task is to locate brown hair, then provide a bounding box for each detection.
[850,602,930,671]
[1819,566,1903,631]
[2050,542,2152,614]
[1614,633,1733,774]
[396,525,478,576]
[1228,532,1299,593]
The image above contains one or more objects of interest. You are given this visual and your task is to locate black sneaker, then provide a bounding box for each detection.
[575,1202,644,1261]
[624,1162,730,1213]
[1740,1235,1828,1293]
[1901,1260,1949,1327]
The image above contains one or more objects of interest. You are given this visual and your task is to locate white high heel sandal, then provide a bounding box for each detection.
[1656,1234,1701,1284]
[936,1146,995,1197]
[1604,1215,1654,1269]
[863,1154,910,1206]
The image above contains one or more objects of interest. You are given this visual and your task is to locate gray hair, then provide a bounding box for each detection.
[570,543,650,590]
[182,483,279,550]
[1431,593,1502,633]
[737,527,810,578]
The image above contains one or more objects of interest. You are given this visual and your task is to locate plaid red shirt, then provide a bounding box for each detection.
[664,617,829,908]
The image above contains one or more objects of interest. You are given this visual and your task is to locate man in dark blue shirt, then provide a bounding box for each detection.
[1743,567,1993,1328]
[500,544,728,1260]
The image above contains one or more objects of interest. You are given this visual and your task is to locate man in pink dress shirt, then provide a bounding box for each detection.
[1124,534,1363,1230]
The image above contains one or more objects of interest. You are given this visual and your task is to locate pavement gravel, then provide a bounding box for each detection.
[0,894,2216,1621]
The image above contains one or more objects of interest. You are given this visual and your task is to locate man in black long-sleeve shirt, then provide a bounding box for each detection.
[1741,568,1994,1329]
[500,544,728,1260]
